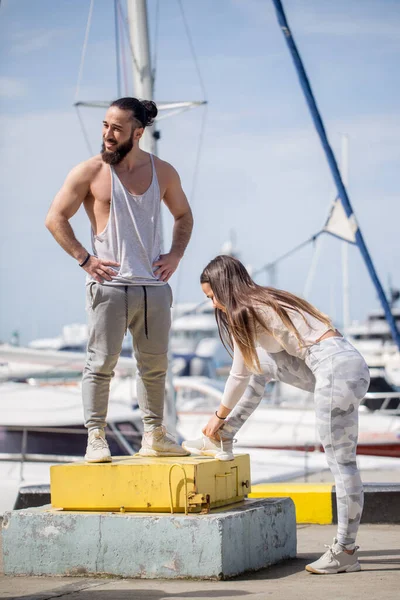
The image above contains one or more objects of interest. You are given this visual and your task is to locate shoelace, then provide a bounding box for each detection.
[154,426,178,445]
[323,542,358,559]
[200,435,236,452]
[316,544,340,566]
[323,544,336,560]
[90,435,108,451]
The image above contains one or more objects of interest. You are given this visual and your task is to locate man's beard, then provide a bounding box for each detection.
[101,136,134,165]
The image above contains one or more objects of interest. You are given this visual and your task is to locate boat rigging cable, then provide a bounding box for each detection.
[271,0,400,350]
[173,0,209,306]
[253,232,322,279]
[74,0,95,155]
[177,0,207,99]
[177,0,209,206]
[117,1,130,95]
[114,0,122,97]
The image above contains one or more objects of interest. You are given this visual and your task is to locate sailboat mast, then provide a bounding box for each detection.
[341,135,350,335]
[127,0,157,156]
[272,0,400,350]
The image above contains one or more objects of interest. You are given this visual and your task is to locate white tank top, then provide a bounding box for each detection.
[89,154,165,286]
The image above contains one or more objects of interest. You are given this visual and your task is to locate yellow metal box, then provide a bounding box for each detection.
[50,454,251,513]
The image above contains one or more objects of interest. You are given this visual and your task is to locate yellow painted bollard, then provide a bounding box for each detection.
[249,482,333,524]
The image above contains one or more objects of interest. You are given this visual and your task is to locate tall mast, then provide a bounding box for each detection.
[127,0,157,156]
[341,135,350,335]
[272,0,400,350]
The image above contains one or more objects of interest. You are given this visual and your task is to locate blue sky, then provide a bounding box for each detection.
[1,0,400,344]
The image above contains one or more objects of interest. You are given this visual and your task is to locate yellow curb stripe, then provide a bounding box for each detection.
[249,483,333,524]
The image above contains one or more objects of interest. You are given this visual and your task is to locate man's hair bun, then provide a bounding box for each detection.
[140,100,158,126]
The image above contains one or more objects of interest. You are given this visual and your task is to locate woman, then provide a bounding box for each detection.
[182,255,370,575]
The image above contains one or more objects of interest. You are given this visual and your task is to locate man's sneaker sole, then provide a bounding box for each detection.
[305,562,361,574]
[138,447,190,457]
[84,455,112,463]
[181,443,234,461]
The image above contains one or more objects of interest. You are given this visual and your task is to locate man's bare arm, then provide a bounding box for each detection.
[165,167,193,258]
[153,165,193,282]
[45,162,119,282]
[45,163,92,263]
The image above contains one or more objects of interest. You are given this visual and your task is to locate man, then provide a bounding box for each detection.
[45,97,193,462]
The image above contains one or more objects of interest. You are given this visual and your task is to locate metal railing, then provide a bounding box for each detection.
[361,391,400,413]
[0,424,142,483]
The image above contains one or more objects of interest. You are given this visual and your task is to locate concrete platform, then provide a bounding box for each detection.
[1,497,296,579]
[1,523,399,600]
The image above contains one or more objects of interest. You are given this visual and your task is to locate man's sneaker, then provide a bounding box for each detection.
[139,425,190,457]
[84,428,112,463]
[182,435,234,461]
[305,538,361,574]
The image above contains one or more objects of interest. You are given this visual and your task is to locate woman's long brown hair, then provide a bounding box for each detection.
[201,255,333,373]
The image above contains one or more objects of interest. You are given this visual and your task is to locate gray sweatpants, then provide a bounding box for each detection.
[82,282,172,433]
[222,338,369,547]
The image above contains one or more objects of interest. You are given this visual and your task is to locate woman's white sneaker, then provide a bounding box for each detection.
[182,435,234,461]
[305,538,361,574]
[139,425,190,456]
[84,428,112,463]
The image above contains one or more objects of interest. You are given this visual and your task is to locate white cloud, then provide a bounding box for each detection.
[10,29,69,55]
[232,0,400,40]
[0,77,27,98]
[292,8,400,39]
[0,109,93,344]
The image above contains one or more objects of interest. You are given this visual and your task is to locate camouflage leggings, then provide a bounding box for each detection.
[222,338,370,547]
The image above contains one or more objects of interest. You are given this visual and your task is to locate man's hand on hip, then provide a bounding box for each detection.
[83,256,120,283]
[153,252,180,282]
